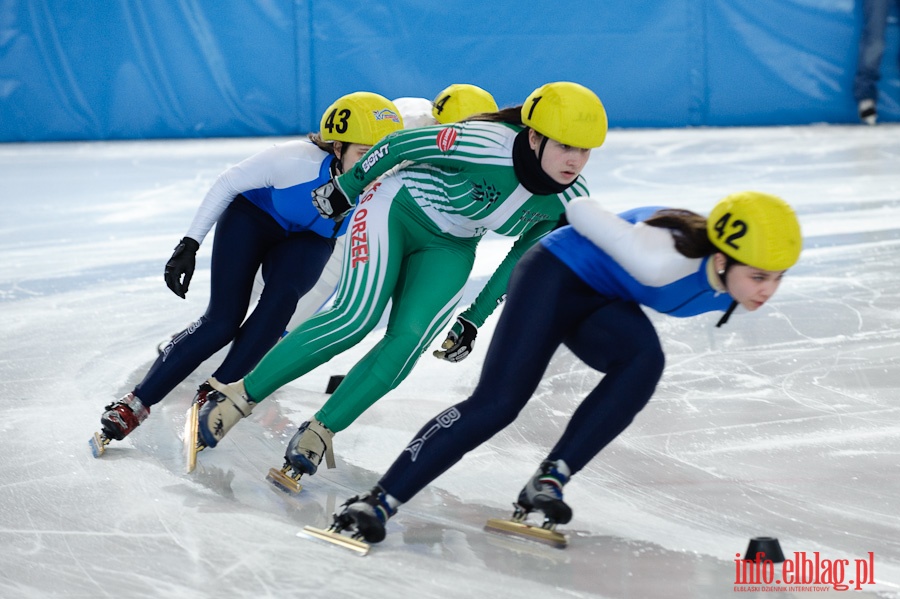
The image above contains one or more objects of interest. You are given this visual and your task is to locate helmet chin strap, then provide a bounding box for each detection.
[331,142,347,176]
[537,136,549,163]
[715,257,738,328]
[715,299,738,328]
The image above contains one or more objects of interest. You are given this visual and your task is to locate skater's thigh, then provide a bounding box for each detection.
[564,300,661,373]
[259,232,335,298]
[388,239,476,336]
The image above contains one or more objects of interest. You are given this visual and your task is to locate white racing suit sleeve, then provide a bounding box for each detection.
[566,197,695,287]
[184,143,283,244]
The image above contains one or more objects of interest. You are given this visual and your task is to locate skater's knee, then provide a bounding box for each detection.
[202,318,243,346]
[458,391,523,431]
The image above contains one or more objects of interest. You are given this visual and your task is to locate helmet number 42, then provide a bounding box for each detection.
[712,212,747,250]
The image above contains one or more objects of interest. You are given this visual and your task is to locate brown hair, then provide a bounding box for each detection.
[465,105,524,127]
[307,132,338,156]
[644,208,716,258]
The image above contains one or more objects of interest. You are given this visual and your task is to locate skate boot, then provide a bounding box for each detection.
[284,419,336,476]
[90,393,151,457]
[515,459,573,526]
[196,378,256,448]
[335,486,400,543]
[100,393,151,441]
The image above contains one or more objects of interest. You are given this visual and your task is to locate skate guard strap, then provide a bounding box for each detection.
[209,378,255,417]
[310,419,336,469]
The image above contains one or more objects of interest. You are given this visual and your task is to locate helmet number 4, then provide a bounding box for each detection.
[324,108,351,135]
[713,212,747,250]
[433,94,450,116]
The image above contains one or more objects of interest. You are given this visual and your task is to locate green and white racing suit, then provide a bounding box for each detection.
[243,120,589,432]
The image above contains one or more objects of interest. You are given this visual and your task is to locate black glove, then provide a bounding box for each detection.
[164,237,200,298]
[433,316,478,363]
[311,180,353,219]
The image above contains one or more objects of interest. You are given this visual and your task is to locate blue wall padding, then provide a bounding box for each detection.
[1,0,897,141]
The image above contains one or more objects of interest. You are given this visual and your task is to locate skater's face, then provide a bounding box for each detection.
[336,142,372,172]
[715,253,785,311]
[529,129,591,185]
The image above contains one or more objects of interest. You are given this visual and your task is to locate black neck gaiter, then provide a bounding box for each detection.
[512,129,571,195]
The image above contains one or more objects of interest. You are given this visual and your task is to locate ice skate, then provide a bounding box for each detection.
[301,487,399,554]
[195,378,255,449]
[183,380,215,473]
[286,419,335,475]
[267,419,335,494]
[89,393,150,457]
[265,459,307,495]
[334,486,397,543]
[484,459,572,548]
[515,459,573,525]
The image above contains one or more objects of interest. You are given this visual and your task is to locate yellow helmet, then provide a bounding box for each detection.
[707,191,802,271]
[432,84,499,124]
[319,92,404,145]
[521,81,607,149]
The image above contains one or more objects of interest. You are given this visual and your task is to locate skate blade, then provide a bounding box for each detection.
[183,403,202,473]
[300,525,369,556]
[266,467,303,495]
[484,518,567,549]
[89,432,107,458]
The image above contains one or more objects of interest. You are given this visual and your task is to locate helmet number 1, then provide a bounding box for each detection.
[713,212,747,250]
[526,95,543,120]
[324,108,351,135]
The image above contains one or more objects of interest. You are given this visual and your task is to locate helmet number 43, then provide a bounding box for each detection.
[712,212,747,250]
[324,108,351,135]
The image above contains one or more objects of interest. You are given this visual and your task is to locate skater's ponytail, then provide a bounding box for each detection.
[644,209,717,259]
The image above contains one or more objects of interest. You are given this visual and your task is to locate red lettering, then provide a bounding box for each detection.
[350,244,369,267]
[359,181,381,205]
[854,552,875,589]
[349,209,369,268]
[436,127,458,152]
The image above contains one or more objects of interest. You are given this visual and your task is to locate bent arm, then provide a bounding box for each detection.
[185,144,284,243]
[567,197,687,286]
[458,218,557,327]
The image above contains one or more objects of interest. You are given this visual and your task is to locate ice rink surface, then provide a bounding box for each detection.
[1,125,898,598]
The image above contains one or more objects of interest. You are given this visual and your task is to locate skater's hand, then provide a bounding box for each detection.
[312,180,353,219]
[164,237,200,298]
[433,316,477,363]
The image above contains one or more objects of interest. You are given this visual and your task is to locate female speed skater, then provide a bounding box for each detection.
[257,83,500,336]
[90,92,403,455]
[329,191,803,543]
